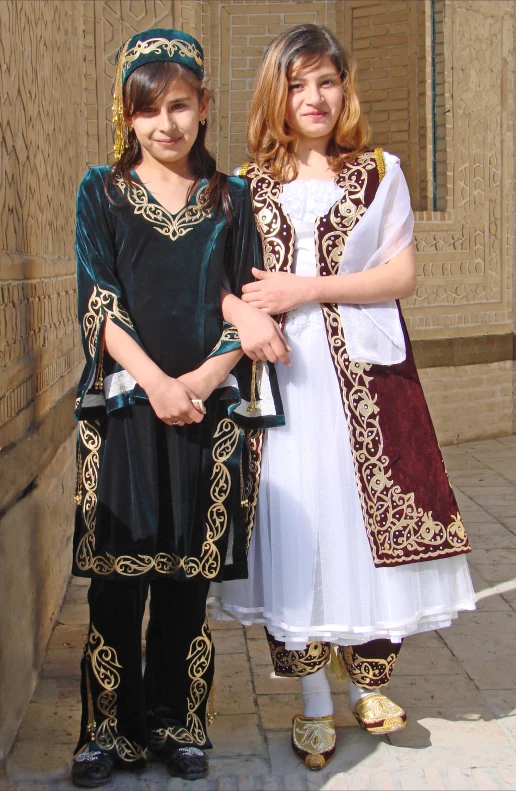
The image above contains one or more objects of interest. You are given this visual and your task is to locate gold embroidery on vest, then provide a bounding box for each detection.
[244,164,295,273]
[241,429,265,551]
[320,153,376,275]
[374,147,386,183]
[315,153,468,564]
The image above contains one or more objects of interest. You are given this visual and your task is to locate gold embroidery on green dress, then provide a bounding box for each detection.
[150,615,212,748]
[75,419,239,578]
[115,175,210,241]
[209,324,240,356]
[123,38,203,72]
[86,625,147,762]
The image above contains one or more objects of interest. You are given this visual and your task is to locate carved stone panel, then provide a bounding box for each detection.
[0,0,87,446]
[406,0,514,338]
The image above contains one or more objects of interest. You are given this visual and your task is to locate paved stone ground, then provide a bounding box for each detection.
[5,435,516,791]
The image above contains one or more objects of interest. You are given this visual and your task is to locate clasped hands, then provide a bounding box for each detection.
[146,268,305,425]
[145,368,214,428]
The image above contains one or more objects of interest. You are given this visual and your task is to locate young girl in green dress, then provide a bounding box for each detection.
[72,28,285,786]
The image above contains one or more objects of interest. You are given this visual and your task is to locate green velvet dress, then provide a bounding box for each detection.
[73,167,279,582]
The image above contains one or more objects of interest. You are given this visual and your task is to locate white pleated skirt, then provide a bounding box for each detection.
[209,304,476,650]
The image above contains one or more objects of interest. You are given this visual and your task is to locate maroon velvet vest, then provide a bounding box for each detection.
[242,151,470,568]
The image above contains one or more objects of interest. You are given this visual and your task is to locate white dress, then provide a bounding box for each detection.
[209,174,476,651]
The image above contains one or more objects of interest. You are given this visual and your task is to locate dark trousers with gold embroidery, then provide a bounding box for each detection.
[265,628,402,689]
[77,576,214,764]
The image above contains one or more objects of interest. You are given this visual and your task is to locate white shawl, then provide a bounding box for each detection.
[337,153,414,365]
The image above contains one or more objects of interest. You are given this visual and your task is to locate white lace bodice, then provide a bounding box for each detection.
[277,181,344,336]
[278,179,344,222]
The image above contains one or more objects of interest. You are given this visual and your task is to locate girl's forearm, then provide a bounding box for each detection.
[301,244,417,305]
[106,316,242,397]
[196,348,243,390]
[221,288,249,325]
[104,317,165,393]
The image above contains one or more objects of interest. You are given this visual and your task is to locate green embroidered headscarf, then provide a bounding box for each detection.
[112,28,204,160]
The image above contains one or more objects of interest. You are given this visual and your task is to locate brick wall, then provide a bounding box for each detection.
[339,0,427,208]
[419,361,513,445]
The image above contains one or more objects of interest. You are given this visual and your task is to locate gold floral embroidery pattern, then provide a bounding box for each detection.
[292,716,336,755]
[83,286,133,359]
[185,615,212,743]
[154,418,239,578]
[319,152,377,276]
[83,286,134,389]
[341,646,398,689]
[209,324,240,356]
[150,615,212,748]
[374,147,386,182]
[321,306,468,563]
[353,693,406,732]
[115,175,210,241]
[75,419,239,578]
[244,163,294,273]
[86,625,146,762]
[316,154,470,565]
[267,636,331,677]
[123,38,203,72]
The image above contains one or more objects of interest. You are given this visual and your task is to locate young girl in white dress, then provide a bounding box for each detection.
[214,24,476,770]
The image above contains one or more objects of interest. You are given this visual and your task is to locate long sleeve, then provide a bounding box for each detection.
[74,168,145,419]
[209,179,285,429]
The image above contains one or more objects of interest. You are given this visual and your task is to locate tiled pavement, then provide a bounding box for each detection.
[5,435,516,791]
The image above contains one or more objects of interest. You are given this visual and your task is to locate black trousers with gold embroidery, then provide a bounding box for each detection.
[265,628,402,689]
[77,576,214,764]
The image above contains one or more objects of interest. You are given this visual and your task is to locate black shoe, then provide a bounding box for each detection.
[71,746,115,788]
[166,746,208,781]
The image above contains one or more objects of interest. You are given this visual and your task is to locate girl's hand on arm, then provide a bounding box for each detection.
[221,289,292,365]
[104,318,202,426]
[241,268,311,315]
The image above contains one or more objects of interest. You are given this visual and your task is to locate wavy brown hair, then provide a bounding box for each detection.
[248,24,370,182]
[105,61,232,220]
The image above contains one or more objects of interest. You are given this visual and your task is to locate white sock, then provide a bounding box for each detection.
[348,681,383,710]
[301,667,333,718]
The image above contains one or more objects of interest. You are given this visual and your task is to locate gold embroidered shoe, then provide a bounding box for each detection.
[353,693,407,735]
[291,714,336,771]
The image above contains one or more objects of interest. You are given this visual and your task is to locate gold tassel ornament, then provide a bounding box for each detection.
[207,683,218,725]
[112,41,130,161]
[327,644,348,681]
[246,360,261,414]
